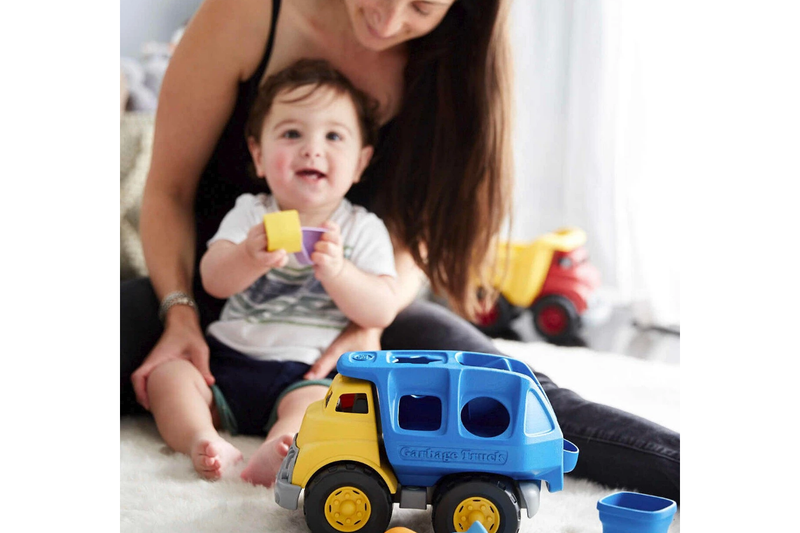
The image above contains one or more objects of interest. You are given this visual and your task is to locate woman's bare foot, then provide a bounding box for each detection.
[240,434,294,487]
[191,438,243,480]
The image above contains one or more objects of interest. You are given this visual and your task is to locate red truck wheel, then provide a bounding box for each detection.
[531,295,578,341]
[432,476,521,533]
[304,462,392,533]
[473,295,518,337]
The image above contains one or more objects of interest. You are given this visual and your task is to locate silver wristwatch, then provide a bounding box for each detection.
[158,291,199,322]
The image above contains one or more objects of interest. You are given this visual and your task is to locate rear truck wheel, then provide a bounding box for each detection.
[304,462,393,533]
[474,294,517,337]
[531,294,579,342]
[432,476,521,533]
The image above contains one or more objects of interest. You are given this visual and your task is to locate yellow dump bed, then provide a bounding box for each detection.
[493,228,586,307]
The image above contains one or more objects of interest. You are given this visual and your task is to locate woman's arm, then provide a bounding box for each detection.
[140,0,272,310]
[132,0,275,407]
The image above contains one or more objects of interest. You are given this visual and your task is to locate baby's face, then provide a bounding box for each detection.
[250,86,373,215]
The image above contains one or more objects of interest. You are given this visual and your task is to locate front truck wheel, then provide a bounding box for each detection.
[432,477,521,533]
[304,462,393,533]
[531,294,578,342]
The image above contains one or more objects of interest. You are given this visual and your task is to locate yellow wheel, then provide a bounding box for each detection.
[452,496,500,532]
[323,486,372,532]
[432,477,521,533]
[304,463,392,533]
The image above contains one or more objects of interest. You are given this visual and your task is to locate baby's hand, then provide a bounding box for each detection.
[312,221,344,281]
[244,222,288,269]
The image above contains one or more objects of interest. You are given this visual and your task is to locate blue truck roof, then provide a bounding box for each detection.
[337,350,573,491]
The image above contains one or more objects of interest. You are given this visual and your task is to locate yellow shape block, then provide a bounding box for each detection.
[263,210,302,253]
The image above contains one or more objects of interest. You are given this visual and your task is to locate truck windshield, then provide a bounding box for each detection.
[336,393,369,414]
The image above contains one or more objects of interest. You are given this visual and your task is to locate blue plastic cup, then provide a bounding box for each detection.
[597,491,677,533]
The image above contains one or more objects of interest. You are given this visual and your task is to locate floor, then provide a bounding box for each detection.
[494,304,681,366]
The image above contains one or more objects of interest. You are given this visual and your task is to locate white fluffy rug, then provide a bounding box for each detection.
[120,339,679,532]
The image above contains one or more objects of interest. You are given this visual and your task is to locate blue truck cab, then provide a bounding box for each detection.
[275,350,578,533]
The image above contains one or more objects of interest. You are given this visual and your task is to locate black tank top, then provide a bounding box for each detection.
[192,0,391,326]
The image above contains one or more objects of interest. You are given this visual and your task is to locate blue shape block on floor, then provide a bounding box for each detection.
[461,523,488,533]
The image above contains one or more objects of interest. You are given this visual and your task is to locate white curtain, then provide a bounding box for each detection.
[508,0,679,329]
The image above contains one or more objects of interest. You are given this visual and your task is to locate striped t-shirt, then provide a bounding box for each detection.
[206,193,396,364]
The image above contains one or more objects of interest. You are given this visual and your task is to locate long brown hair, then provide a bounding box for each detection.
[377,0,514,319]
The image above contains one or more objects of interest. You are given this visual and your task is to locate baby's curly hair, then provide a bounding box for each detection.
[246,58,380,147]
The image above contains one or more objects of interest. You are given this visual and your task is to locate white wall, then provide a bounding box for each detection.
[508,0,680,326]
[120,0,202,57]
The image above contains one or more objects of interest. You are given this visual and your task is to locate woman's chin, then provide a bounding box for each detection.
[357,34,397,52]
[355,21,405,51]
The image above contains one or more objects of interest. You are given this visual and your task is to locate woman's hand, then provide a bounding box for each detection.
[131,306,213,410]
[304,322,382,380]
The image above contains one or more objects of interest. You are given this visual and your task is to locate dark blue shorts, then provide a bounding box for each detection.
[207,336,333,436]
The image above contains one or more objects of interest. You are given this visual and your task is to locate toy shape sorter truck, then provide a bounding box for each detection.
[473,227,602,342]
[275,350,579,533]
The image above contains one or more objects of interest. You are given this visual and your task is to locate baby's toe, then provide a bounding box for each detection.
[204,441,219,457]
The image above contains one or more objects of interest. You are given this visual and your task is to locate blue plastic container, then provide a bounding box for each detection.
[597,492,676,533]
[563,439,579,473]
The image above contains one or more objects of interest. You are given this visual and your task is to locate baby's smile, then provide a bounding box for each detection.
[295,167,328,181]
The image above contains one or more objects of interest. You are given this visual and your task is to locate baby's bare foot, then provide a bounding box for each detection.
[240,434,294,487]
[191,438,243,480]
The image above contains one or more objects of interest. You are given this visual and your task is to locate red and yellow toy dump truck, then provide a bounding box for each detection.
[474,228,601,342]
[275,350,578,533]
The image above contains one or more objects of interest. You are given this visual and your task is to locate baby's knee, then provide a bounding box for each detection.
[277,385,328,416]
[148,359,204,392]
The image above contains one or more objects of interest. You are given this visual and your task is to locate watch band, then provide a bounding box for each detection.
[158,291,199,322]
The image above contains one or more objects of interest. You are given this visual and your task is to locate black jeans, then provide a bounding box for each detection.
[121,277,679,503]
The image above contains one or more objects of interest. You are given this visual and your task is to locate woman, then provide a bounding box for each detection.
[121,0,679,502]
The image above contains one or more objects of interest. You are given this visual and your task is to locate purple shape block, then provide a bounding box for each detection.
[295,227,327,265]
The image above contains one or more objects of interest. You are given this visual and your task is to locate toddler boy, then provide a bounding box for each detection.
[145,59,398,484]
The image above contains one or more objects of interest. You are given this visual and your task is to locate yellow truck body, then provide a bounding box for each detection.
[291,375,399,494]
